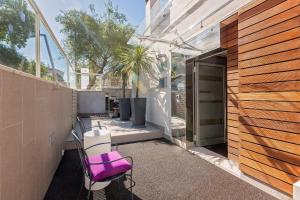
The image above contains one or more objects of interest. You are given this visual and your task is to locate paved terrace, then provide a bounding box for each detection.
[46,139,276,200]
[64,117,163,148]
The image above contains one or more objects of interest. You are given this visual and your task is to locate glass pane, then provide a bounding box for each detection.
[40,21,69,84]
[171,52,188,142]
[0,0,36,75]
[69,66,77,89]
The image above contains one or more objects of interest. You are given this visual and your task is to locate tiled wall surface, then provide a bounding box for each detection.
[0,66,73,200]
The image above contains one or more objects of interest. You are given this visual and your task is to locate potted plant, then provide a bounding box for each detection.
[119,45,153,126]
[105,63,131,121]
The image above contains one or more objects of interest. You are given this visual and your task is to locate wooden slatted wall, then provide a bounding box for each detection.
[221,14,240,163]
[238,0,300,195]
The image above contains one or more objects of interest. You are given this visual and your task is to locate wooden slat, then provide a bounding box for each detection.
[228,113,238,121]
[224,39,238,49]
[227,119,239,128]
[227,106,238,114]
[228,45,238,54]
[227,98,238,107]
[239,16,300,46]
[221,15,240,164]
[239,38,300,61]
[228,153,239,163]
[240,132,300,155]
[239,0,300,30]
[221,31,238,45]
[228,139,240,149]
[240,116,300,134]
[228,133,240,143]
[239,124,300,144]
[227,80,238,87]
[227,73,239,81]
[228,126,239,135]
[238,0,268,15]
[240,108,300,123]
[237,3,300,193]
[240,81,300,93]
[239,27,300,53]
[221,23,238,35]
[241,140,300,166]
[227,66,238,74]
[238,0,285,22]
[228,59,238,68]
[239,59,300,77]
[228,146,239,156]
[241,149,300,176]
[240,164,293,195]
[227,86,239,94]
[227,99,238,107]
[241,156,299,184]
[240,70,300,84]
[239,91,300,101]
[239,48,300,69]
[239,5,300,38]
[221,13,238,28]
[227,52,238,61]
[239,101,300,112]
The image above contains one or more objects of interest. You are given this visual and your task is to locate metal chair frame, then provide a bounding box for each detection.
[72,130,134,200]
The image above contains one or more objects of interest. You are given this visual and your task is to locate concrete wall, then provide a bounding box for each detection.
[0,66,73,200]
[133,47,172,137]
[102,88,132,98]
[77,90,106,114]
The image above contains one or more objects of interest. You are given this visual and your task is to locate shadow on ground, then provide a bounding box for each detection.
[45,139,276,200]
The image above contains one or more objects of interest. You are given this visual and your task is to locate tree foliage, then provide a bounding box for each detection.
[56,0,134,88]
[118,45,154,98]
[0,0,36,75]
[0,0,35,48]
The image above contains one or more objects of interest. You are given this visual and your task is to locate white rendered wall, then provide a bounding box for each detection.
[136,0,254,140]
[132,43,172,137]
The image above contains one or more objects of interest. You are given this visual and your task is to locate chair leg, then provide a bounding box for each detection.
[77,175,84,200]
[87,180,92,200]
[130,170,133,200]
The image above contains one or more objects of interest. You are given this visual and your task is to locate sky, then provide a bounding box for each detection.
[35,0,145,44]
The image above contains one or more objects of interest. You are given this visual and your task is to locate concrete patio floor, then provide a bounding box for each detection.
[64,117,163,149]
[46,139,276,200]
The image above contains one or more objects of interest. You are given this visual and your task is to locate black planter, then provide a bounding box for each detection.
[119,98,131,121]
[131,98,146,126]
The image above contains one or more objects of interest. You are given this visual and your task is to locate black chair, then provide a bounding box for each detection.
[72,130,134,200]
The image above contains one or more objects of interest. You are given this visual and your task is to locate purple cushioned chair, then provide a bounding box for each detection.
[72,130,134,200]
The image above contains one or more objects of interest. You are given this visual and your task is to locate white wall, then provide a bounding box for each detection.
[132,44,172,137]
[135,0,254,140]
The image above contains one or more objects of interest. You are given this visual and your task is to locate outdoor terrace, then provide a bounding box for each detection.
[46,139,276,200]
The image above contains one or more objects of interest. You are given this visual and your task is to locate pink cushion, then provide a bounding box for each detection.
[86,151,132,182]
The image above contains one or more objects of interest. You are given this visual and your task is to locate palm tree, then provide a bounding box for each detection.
[106,63,129,98]
[119,45,153,98]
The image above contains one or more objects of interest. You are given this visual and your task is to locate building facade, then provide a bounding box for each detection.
[132,0,300,197]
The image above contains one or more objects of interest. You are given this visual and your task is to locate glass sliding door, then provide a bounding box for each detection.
[193,50,227,146]
[171,52,190,144]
